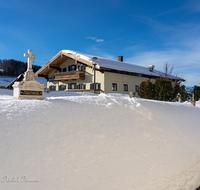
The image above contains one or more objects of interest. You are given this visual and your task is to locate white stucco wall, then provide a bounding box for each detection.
[47,58,157,94]
[104,72,154,94]
[47,58,105,91]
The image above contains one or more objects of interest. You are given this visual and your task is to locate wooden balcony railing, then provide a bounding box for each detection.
[54,71,85,81]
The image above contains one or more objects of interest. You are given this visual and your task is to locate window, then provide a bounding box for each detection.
[71,65,76,71]
[68,83,86,90]
[135,85,139,92]
[124,84,128,92]
[90,83,101,90]
[61,67,66,72]
[78,84,86,90]
[48,76,55,81]
[68,65,77,71]
[78,65,86,71]
[112,83,117,91]
[68,83,76,89]
[59,85,66,91]
[49,85,56,91]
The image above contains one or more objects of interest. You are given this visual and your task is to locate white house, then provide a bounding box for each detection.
[35,50,184,94]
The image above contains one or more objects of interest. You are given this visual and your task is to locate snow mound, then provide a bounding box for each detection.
[1,89,200,190]
[47,93,140,108]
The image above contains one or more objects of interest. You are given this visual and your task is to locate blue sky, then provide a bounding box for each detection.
[0,0,200,86]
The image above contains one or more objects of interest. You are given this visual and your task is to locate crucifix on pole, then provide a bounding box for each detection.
[23,49,36,81]
[12,49,45,100]
[24,49,36,71]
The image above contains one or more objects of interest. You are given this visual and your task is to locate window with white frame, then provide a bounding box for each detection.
[90,83,101,90]
[68,83,76,89]
[124,84,128,92]
[78,65,86,71]
[49,85,56,91]
[78,84,86,89]
[135,85,139,92]
[59,85,66,91]
[112,83,117,91]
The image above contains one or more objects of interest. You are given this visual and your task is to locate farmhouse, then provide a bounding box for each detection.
[35,50,184,94]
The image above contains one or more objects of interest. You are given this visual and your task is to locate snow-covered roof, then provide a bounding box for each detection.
[62,50,184,81]
[6,73,24,88]
[35,50,184,81]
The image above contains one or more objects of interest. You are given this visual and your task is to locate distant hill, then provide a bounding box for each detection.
[0,59,41,77]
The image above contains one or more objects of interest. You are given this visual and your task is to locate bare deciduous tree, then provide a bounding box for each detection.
[163,61,174,79]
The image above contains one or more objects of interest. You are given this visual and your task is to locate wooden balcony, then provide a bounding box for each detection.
[54,71,85,81]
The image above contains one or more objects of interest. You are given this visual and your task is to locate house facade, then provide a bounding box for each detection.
[35,50,183,94]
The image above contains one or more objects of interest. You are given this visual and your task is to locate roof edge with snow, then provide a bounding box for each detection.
[35,50,185,81]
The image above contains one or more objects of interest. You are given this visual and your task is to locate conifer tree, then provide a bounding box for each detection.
[138,62,188,102]
[193,86,200,101]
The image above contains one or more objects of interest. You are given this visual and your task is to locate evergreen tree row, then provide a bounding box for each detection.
[193,86,200,101]
[138,63,200,102]
[0,59,41,77]
[138,78,189,102]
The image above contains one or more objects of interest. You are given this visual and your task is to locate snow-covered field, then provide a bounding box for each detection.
[0,89,200,190]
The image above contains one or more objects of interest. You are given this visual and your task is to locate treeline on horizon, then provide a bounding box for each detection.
[0,59,41,77]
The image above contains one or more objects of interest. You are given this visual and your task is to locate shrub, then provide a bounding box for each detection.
[192,86,200,101]
[139,78,188,102]
[138,80,155,99]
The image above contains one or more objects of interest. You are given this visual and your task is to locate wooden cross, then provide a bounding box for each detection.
[24,49,36,71]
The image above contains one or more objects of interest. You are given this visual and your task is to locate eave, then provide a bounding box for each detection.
[35,51,97,77]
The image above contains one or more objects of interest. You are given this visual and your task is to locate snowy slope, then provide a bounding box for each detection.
[0,89,200,190]
[0,76,47,87]
[0,77,16,86]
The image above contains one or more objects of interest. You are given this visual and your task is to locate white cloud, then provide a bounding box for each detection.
[126,48,200,86]
[87,37,96,40]
[96,39,104,42]
[127,8,200,87]
[87,37,104,43]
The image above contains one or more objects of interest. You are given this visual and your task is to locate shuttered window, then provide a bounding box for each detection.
[90,83,101,90]
[68,65,77,72]
[59,85,66,91]
[78,84,86,89]
[78,65,86,71]
[49,85,56,91]
[68,83,76,89]
[68,83,86,90]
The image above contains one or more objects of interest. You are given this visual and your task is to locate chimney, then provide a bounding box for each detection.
[148,65,155,72]
[118,56,123,62]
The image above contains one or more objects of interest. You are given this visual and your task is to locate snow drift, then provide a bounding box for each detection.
[0,89,200,190]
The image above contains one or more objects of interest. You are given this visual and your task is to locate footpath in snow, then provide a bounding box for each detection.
[0,89,200,190]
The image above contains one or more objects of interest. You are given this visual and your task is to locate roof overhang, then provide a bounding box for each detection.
[35,51,97,77]
[35,50,185,82]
